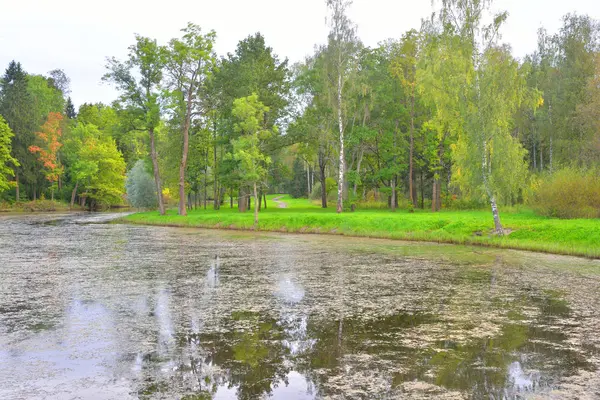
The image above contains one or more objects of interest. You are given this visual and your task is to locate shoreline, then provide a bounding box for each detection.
[119,214,600,260]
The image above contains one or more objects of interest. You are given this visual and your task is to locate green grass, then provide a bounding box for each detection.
[122,194,600,259]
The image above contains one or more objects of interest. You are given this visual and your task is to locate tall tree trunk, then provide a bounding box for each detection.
[263,193,267,209]
[306,161,311,198]
[15,171,19,202]
[336,73,344,214]
[213,119,219,210]
[178,90,193,216]
[532,137,537,170]
[409,87,416,207]
[253,182,259,228]
[489,195,504,235]
[431,177,437,212]
[483,140,504,235]
[391,178,396,212]
[420,171,424,209]
[319,150,327,208]
[351,149,363,212]
[549,135,553,173]
[148,127,165,215]
[70,182,78,210]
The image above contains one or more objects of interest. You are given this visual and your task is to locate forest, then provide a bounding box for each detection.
[0,0,599,234]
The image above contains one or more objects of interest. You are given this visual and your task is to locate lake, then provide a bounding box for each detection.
[0,213,599,399]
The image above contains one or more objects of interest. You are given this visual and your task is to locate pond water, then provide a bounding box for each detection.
[0,213,599,399]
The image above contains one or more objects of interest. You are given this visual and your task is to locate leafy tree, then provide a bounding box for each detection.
[104,35,167,214]
[164,23,216,216]
[0,116,18,192]
[62,123,126,209]
[126,159,157,208]
[28,112,64,199]
[231,94,274,226]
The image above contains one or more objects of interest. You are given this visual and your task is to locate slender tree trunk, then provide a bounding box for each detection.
[351,149,363,212]
[336,73,344,214]
[33,182,37,201]
[540,144,544,170]
[178,90,193,216]
[306,161,311,198]
[15,171,19,202]
[549,135,553,173]
[409,87,416,207]
[391,177,396,212]
[230,191,233,209]
[263,193,267,209]
[431,177,437,212]
[70,182,78,210]
[482,140,504,235]
[533,138,537,170]
[319,151,327,209]
[148,127,165,215]
[420,171,424,209]
[253,182,259,227]
[51,189,54,201]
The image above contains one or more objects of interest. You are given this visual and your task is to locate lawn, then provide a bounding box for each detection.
[123,194,600,259]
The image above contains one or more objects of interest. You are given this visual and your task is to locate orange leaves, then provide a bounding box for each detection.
[29,112,64,183]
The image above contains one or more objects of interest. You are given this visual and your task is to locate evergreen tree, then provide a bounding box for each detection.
[0,61,35,201]
[65,97,76,119]
[287,157,307,198]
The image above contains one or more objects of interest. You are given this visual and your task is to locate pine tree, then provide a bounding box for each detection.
[65,97,76,119]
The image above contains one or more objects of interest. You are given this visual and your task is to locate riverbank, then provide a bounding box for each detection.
[0,200,80,212]
[122,195,600,259]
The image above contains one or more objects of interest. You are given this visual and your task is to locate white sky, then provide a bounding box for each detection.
[1,0,598,107]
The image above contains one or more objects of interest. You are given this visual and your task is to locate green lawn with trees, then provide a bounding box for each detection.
[1,0,599,258]
[124,195,600,259]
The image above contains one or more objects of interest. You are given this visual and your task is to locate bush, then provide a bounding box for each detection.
[310,177,338,201]
[533,167,600,219]
[126,160,157,209]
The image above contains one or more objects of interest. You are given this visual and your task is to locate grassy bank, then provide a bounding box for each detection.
[0,200,78,212]
[122,195,600,259]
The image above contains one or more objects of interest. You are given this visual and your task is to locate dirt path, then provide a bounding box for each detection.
[272,196,288,208]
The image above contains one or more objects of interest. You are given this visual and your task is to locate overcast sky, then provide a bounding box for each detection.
[1,0,598,107]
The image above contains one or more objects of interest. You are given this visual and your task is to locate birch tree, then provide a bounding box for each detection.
[325,0,359,213]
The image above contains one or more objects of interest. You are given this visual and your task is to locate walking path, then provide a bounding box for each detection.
[272,196,288,208]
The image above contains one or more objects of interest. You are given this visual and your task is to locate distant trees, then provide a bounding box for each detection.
[1,3,599,224]
[126,160,157,209]
[0,116,17,192]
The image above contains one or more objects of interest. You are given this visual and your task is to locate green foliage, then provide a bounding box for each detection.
[64,123,126,207]
[0,115,17,192]
[286,157,307,198]
[231,94,273,188]
[310,177,337,201]
[534,167,600,219]
[126,160,157,208]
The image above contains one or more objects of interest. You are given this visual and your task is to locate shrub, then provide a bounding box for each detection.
[126,160,157,209]
[310,177,337,201]
[533,167,600,219]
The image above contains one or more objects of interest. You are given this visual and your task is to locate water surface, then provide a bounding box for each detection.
[0,213,599,399]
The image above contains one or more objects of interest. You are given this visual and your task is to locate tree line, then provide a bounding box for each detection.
[0,0,598,229]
